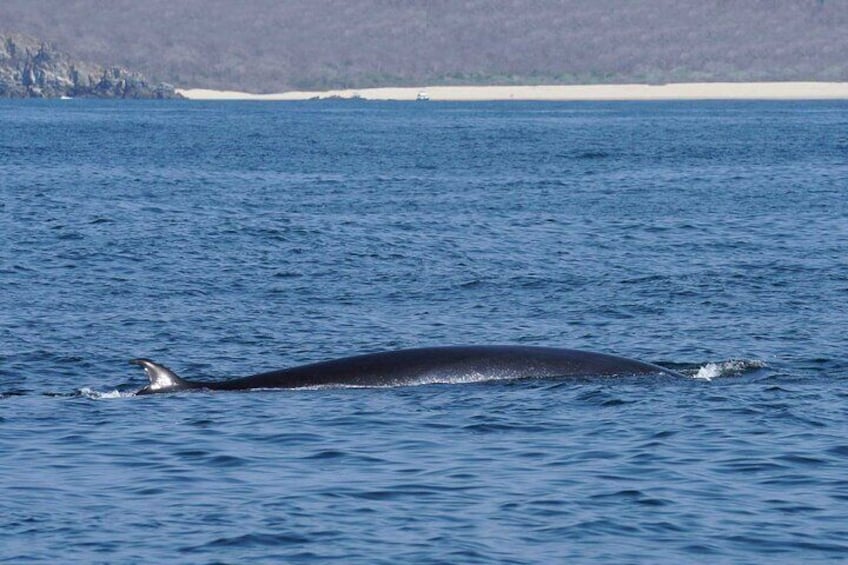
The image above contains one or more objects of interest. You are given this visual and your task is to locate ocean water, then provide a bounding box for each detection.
[2,99,847,563]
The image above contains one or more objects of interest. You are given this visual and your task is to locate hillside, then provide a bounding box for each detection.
[2,0,847,93]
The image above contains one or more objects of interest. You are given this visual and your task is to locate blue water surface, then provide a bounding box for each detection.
[2,99,847,563]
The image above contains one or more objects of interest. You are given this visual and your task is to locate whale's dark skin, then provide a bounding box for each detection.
[131,346,683,394]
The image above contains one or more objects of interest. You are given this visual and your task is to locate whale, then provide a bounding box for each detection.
[131,345,683,394]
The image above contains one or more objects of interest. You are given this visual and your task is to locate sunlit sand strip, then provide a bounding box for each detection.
[178,82,848,101]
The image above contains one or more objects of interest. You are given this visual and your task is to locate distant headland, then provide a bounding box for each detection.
[0,34,180,99]
[4,1,847,95]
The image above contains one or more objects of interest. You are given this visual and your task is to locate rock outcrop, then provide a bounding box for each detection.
[0,34,180,99]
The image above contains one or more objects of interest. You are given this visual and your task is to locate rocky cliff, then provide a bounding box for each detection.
[0,34,180,99]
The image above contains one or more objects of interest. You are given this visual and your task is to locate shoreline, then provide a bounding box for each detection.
[176,82,848,101]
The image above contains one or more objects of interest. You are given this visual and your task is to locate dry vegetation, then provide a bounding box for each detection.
[2,0,846,92]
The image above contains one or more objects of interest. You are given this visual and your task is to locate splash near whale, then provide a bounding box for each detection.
[131,346,683,395]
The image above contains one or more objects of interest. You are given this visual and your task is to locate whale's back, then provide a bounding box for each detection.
[214,346,679,390]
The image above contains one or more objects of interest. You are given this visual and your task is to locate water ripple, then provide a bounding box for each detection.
[4,100,848,564]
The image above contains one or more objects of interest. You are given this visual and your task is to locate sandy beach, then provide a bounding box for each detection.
[177,82,848,101]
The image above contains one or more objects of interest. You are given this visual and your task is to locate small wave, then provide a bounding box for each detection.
[292,372,507,391]
[692,359,767,381]
[76,387,136,400]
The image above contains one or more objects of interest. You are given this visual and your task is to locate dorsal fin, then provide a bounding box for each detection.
[130,358,190,394]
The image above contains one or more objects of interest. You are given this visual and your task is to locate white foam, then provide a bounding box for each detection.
[77,387,134,399]
[290,371,510,391]
[693,359,767,381]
